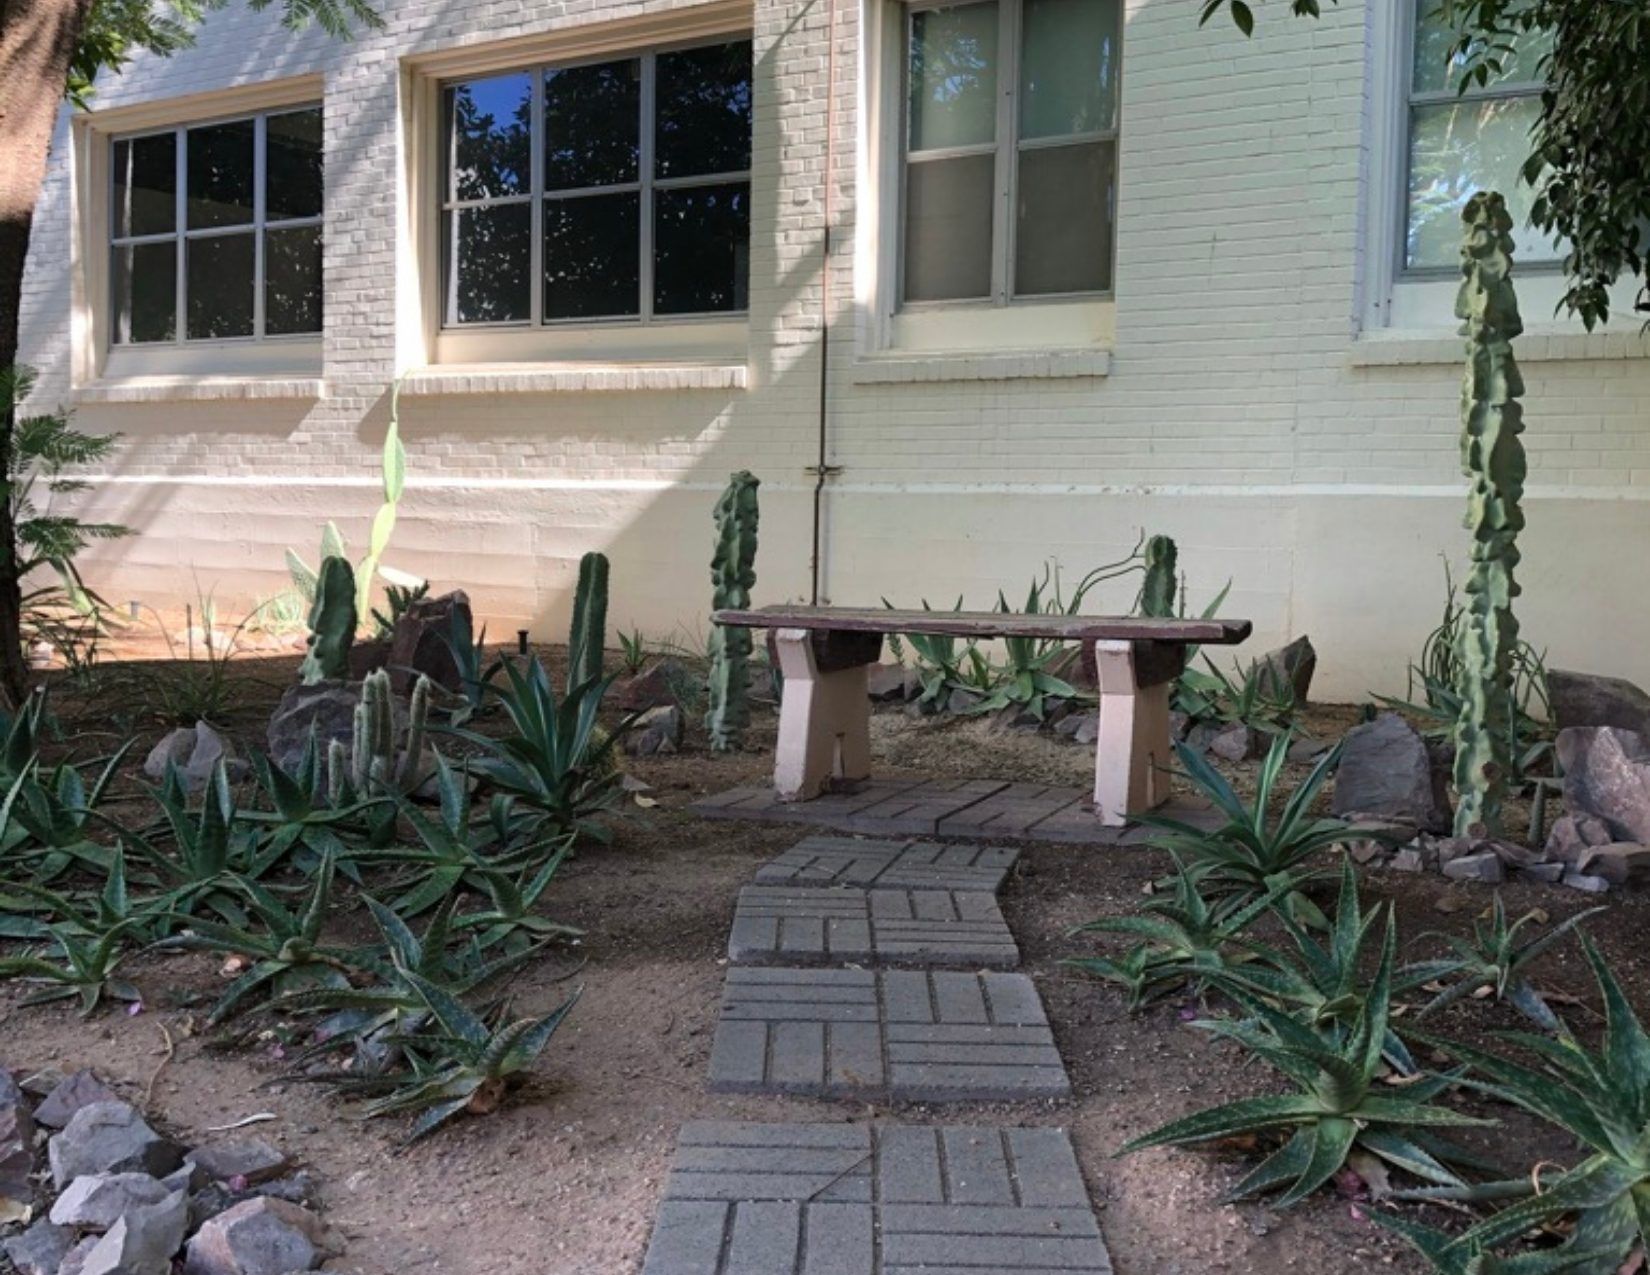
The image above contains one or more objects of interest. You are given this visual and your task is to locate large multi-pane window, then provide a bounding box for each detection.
[901,0,1118,305]
[109,107,323,344]
[1404,0,1555,270]
[442,38,752,327]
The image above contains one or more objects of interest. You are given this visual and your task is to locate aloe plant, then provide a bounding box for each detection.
[1421,936,1650,1273]
[1175,656,1298,735]
[1368,1211,1612,1275]
[0,917,147,1015]
[452,842,581,951]
[1122,920,1492,1206]
[1403,896,1604,1032]
[239,732,388,877]
[439,605,497,726]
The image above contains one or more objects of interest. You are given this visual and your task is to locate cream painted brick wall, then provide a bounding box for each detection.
[16,0,1650,698]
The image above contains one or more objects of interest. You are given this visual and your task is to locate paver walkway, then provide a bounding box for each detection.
[752,834,1020,893]
[728,885,1019,967]
[709,968,1069,1100]
[642,1120,1113,1275]
[694,777,1219,843]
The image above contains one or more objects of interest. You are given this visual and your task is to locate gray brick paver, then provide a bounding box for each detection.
[728,885,1019,967]
[752,835,1020,893]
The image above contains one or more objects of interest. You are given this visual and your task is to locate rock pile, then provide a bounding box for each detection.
[1,1068,337,1275]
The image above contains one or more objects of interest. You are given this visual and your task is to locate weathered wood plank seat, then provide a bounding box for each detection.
[712,605,1253,827]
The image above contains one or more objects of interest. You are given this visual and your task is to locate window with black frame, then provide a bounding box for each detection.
[109,106,323,345]
[441,38,753,327]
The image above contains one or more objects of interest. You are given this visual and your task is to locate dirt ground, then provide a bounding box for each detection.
[3,651,1642,1275]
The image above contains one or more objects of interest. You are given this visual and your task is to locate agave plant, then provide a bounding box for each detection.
[438,606,498,726]
[239,732,388,877]
[452,841,582,951]
[1175,656,1298,735]
[3,746,132,882]
[1368,1212,1612,1275]
[0,917,147,1015]
[356,971,581,1141]
[1140,734,1358,922]
[3,847,171,944]
[1403,896,1605,1033]
[1420,936,1650,1274]
[443,654,625,839]
[1121,920,1492,1206]
[160,855,356,1025]
[1066,855,1284,1008]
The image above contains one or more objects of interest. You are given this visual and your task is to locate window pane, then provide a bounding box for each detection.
[1406,96,1557,268]
[903,154,994,301]
[186,232,255,338]
[909,2,999,152]
[544,60,640,191]
[543,192,640,319]
[1020,0,1119,138]
[186,119,255,229]
[656,42,753,179]
[1412,0,1549,93]
[112,133,176,238]
[447,73,533,201]
[447,203,531,322]
[1014,140,1112,294]
[267,108,323,221]
[655,182,750,314]
[111,242,176,343]
[266,224,322,335]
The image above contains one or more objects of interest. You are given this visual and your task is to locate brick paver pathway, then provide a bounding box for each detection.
[728,885,1019,967]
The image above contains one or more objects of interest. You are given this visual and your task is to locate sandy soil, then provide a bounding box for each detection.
[2,654,1640,1275]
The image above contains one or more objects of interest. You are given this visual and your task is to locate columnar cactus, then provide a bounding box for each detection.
[568,551,609,690]
[349,668,430,793]
[1139,534,1179,618]
[1452,191,1527,838]
[300,556,356,685]
[706,471,760,753]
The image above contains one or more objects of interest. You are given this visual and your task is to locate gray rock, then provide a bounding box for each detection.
[78,1190,187,1275]
[266,683,359,778]
[50,1173,171,1230]
[1072,712,1099,747]
[1346,839,1388,865]
[1516,860,1567,884]
[866,664,908,701]
[1288,735,1334,765]
[1442,851,1504,883]
[1390,848,1427,872]
[1546,812,1615,862]
[946,688,982,715]
[20,1069,64,1099]
[1208,722,1259,762]
[1548,669,1650,737]
[1486,839,1541,869]
[35,1071,119,1129]
[2,1219,75,1275]
[48,1103,183,1191]
[188,1140,290,1188]
[1168,710,1191,741]
[615,659,686,713]
[388,590,470,695]
[183,1197,333,1275]
[1556,727,1650,845]
[1576,842,1650,888]
[1,1092,35,1224]
[1563,871,1613,894]
[1332,712,1452,833]
[1252,635,1316,704]
[346,637,390,679]
[622,705,682,757]
[141,722,245,794]
[58,1235,100,1275]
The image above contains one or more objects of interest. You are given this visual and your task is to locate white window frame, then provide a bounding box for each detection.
[109,105,324,348]
[896,0,1119,310]
[438,36,753,333]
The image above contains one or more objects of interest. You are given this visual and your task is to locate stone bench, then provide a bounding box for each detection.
[712,605,1251,826]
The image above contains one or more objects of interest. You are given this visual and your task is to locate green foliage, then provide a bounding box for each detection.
[1121,920,1491,1206]
[371,580,429,639]
[1403,895,1603,1032]
[1175,656,1298,735]
[1138,534,1178,618]
[960,581,1079,721]
[240,731,388,876]
[0,919,146,1016]
[1368,1210,1612,1275]
[617,628,648,676]
[300,556,357,685]
[568,552,609,691]
[1419,937,1650,1273]
[707,471,760,752]
[1453,193,1528,837]
[438,605,497,726]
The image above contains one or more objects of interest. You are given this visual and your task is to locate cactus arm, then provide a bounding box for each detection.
[706,471,761,753]
[1451,191,1527,838]
[568,552,610,690]
[396,675,431,791]
[300,556,357,685]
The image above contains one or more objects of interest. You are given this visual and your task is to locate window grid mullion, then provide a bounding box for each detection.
[640,51,657,324]
[991,0,1017,306]
[530,70,545,327]
[254,113,267,339]
[173,126,187,346]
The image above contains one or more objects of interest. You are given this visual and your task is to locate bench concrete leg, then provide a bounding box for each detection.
[772,628,873,802]
[1092,640,1173,826]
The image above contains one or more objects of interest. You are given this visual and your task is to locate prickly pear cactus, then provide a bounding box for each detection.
[706,471,760,753]
[300,556,357,685]
[1139,535,1179,618]
[568,551,609,690]
[1452,191,1526,838]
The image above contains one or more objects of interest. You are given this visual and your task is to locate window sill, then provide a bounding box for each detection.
[1349,325,1650,367]
[75,376,325,404]
[400,363,749,395]
[850,349,1112,384]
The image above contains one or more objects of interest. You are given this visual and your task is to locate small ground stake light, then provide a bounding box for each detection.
[517,629,530,656]
[127,600,141,620]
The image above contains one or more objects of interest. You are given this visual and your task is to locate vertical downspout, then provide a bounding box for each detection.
[808,0,841,604]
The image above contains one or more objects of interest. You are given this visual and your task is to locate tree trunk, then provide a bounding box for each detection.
[1,0,89,708]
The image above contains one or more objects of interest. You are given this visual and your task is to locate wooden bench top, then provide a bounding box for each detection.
[713,605,1250,645]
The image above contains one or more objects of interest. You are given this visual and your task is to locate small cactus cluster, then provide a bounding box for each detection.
[1139,534,1178,618]
[327,668,431,800]
[706,471,760,753]
[300,556,356,685]
[1451,191,1527,838]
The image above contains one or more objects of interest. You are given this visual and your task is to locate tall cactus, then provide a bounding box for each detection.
[1139,534,1179,618]
[706,471,760,753]
[349,668,430,793]
[567,551,609,690]
[1452,191,1527,838]
[300,556,356,685]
